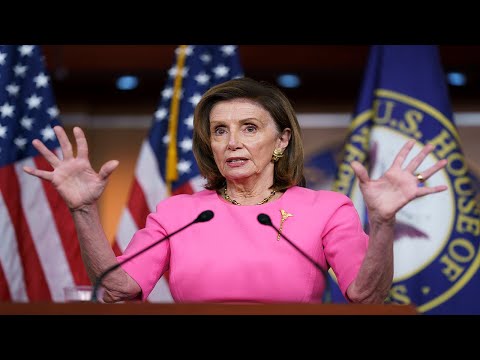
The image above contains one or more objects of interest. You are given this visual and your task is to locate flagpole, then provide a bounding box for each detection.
[166,45,188,194]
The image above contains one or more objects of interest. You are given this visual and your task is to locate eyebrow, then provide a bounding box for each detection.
[210,117,261,126]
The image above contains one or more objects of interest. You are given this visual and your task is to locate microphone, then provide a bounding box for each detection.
[257,213,330,296]
[91,210,214,302]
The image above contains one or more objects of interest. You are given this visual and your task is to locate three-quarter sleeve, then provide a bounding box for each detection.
[322,196,369,299]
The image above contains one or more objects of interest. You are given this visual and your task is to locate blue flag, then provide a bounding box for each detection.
[331,45,480,314]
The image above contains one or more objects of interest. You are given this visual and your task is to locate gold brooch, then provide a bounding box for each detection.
[277,209,293,241]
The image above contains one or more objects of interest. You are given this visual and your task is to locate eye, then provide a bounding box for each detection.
[213,127,226,135]
[245,125,257,133]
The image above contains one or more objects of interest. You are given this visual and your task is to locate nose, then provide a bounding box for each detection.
[227,130,242,150]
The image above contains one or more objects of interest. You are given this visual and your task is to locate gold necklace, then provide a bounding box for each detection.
[223,187,276,205]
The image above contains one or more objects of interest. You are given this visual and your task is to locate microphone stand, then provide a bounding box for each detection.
[91,210,214,302]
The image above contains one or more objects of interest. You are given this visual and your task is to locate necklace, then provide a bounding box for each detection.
[223,187,276,205]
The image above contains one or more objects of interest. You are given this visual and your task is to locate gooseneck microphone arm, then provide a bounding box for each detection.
[91,210,214,302]
[257,213,327,276]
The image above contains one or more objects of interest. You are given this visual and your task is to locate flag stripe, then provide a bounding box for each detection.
[189,175,208,192]
[0,164,51,301]
[136,141,167,211]
[112,239,123,256]
[34,155,90,286]
[0,191,24,301]
[0,260,11,301]
[147,274,174,302]
[127,179,151,230]
[15,158,74,301]
[115,209,138,252]
[171,181,194,196]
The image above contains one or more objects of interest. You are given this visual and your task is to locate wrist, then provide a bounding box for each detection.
[69,203,97,214]
[368,213,396,227]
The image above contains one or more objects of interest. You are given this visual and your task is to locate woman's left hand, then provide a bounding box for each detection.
[351,139,448,222]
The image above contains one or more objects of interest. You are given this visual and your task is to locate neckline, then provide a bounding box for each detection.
[222,187,276,206]
[215,186,294,207]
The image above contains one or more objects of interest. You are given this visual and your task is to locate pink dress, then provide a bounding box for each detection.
[117,186,368,303]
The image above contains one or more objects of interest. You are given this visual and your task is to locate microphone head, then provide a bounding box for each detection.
[257,213,272,226]
[196,210,214,222]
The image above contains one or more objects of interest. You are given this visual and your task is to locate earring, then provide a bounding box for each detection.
[272,148,284,163]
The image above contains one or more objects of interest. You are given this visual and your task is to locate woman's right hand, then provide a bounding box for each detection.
[23,126,119,211]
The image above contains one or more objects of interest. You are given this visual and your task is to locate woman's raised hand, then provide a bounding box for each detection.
[23,126,119,211]
[351,139,448,222]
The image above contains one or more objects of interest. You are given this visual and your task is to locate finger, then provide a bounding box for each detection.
[23,166,53,181]
[73,127,89,160]
[31,139,60,168]
[53,125,74,160]
[350,161,370,184]
[418,159,448,180]
[416,184,448,197]
[98,160,119,180]
[32,139,60,166]
[391,139,415,168]
[404,143,435,173]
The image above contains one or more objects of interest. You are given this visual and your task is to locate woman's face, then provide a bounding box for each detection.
[209,98,290,183]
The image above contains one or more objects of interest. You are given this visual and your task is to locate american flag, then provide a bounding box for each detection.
[113,45,243,302]
[0,45,90,302]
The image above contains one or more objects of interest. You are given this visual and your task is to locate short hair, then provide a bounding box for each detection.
[193,77,305,191]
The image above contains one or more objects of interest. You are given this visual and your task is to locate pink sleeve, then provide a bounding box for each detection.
[322,197,369,299]
[117,213,170,301]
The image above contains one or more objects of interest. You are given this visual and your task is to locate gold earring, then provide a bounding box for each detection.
[272,148,284,163]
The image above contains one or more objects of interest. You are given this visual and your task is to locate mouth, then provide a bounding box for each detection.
[226,157,248,166]
[226,157,248,163]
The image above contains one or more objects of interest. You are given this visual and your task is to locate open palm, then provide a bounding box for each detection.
[23,126,119,211]
[351,140,448,221]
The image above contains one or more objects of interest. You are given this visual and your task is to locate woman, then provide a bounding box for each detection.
[23,78,447,303]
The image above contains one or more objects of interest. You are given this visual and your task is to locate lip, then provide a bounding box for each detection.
[226,157,248,167]
[226,157,248,162]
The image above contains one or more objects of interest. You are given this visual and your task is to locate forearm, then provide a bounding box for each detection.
[346,216,395,304]
[70,203,116,280]
[71,203,140,301]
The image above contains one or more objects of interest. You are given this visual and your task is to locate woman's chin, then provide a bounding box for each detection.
[224,172,253,182]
